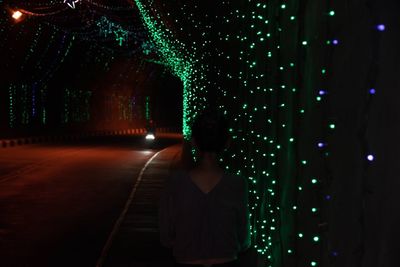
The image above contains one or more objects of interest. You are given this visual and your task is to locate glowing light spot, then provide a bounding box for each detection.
[377,24,386,31]
[12,11,23,20]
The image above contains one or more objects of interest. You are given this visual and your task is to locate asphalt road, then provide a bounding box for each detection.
[0,135,182,267]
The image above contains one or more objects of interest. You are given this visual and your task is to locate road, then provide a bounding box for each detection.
[0,135,182,267]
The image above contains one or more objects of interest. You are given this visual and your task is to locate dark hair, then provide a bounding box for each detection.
[191,110,229,153]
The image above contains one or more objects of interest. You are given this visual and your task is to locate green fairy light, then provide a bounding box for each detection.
[145,96,151,121]
[134,0,207,139]
[8,85,17,128]
[130,1,337,265]
[114,28,129,46]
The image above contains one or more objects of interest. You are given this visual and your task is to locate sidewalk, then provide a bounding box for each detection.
[101,144,182,267]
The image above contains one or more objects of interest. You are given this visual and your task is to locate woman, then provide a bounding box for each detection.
[159,110,251,267]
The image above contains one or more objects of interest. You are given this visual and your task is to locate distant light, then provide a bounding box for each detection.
[332,39,339,45]
[369,88,376,94]
[318,142,325,148]
[12,11,23,20]
[367,154,374,161]
[377,24,386,31]
[145,133,155,140]
[319,90,327,95]
[325,195,332,200]
[140,150,154,155]
[64,0,80,9]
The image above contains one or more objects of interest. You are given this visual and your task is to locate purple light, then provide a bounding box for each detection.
[325,195,332,200]
[318,142,325,148]
[369,88,376,94]
[331,251,339,257]
[377,24,386,31]
[367,154,375,161]
[319,90,327,95]
[332,39,339,45]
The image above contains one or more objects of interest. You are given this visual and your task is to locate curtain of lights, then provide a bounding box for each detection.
[134,0,399,266]
[0,0,159,137]
[133,0,334,266]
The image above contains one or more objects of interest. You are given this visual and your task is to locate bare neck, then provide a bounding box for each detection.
[195,152,221,172]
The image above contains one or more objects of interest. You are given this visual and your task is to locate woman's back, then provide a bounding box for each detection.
[158,109,251,266]
[159,170,250,263]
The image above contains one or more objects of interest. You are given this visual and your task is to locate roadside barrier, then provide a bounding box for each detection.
[0,127,180,148]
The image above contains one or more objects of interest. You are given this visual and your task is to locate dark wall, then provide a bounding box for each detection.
[328,1,400,266]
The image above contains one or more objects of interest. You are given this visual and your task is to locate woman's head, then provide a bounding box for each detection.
[191,109,230,153]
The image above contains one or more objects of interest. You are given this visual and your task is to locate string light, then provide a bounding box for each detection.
[64,0,80,9]
[12,10,23,21]
[376,24,386,32]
